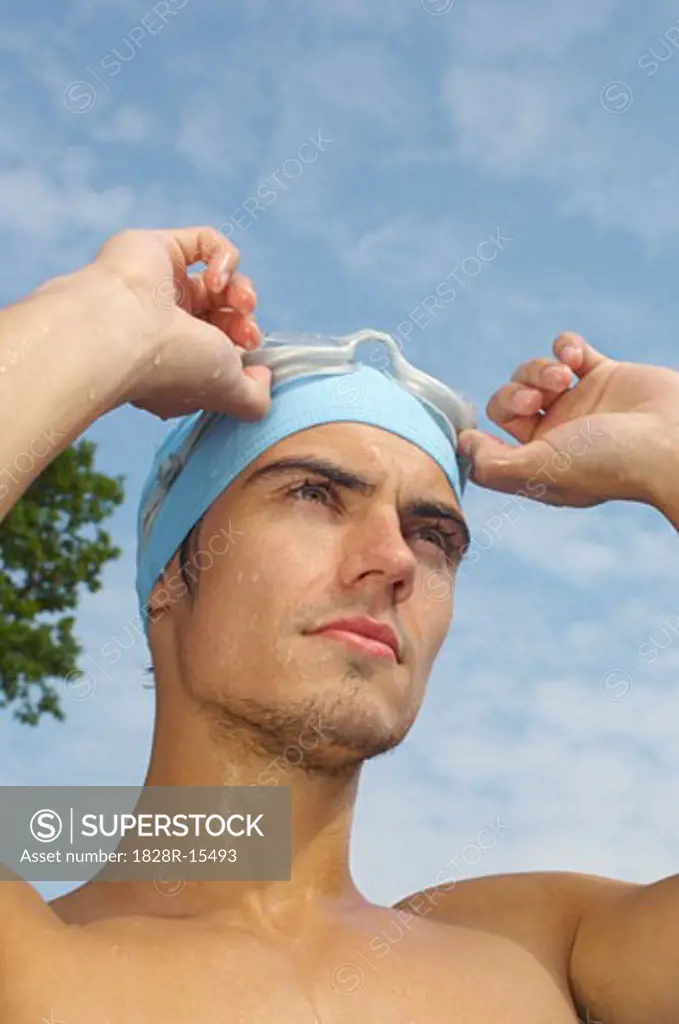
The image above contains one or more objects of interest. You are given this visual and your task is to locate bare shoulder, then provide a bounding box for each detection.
[0,868,66,960]
[394,869,637,979]
[0,870,69,1023]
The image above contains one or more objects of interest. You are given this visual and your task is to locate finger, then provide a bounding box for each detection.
[510,357,573,393]
[457,429,554,495]
[552,332,610,378]
[207,272,257,316]
[187,271,257,318]
[206,308,261,348]
[192,361,272,421]
[185,271,209,313]
[155,227,241,289]
[191,358,272,419]
[229,364,273,420]
[486,383,543,441]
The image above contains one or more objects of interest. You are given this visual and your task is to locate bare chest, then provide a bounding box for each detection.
[3,916,580,1024]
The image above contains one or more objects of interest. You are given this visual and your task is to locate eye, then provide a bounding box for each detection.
[287,479,338,506]
[414,525,467,564]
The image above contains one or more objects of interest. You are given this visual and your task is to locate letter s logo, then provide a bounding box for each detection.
[30,809,63,842]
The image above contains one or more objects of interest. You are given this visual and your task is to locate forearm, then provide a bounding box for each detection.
[642,431,679,531]
[0,266,148,519]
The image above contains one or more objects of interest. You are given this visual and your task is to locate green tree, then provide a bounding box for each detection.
[0,440,124,725]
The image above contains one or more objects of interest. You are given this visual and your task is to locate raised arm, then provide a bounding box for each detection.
[457,331,679,518]
[0,225,270,975]
[455,331,679,1020]
[0,226,269,520]
[570,872,679,1022]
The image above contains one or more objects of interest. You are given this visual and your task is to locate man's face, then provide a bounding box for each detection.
[149,423,468,769]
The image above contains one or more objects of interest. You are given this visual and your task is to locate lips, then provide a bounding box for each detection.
[309,616,401,661]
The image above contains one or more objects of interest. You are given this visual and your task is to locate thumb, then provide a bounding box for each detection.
[226,364,273,421]
[459,429,553,492]
[554,332,611,379]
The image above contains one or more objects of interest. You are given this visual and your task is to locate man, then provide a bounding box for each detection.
[0,225,677,1023]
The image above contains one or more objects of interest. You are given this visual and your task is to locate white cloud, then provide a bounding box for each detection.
[91,103,152,143]
[462,491,678,587]
[441,1,679,244]
[443,66,585,177]
[452,0,619,59]
[0,165,134,240]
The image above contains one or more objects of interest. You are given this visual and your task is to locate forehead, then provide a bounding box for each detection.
[246,421,459,505]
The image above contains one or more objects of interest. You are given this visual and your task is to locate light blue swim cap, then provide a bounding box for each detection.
[136,363,467,630]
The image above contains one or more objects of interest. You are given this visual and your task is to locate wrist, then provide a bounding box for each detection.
[35,263,157,412]
[636,425,679,528]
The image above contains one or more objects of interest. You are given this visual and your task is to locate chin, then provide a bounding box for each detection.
[309,686,416,761]
[210,639,419,769]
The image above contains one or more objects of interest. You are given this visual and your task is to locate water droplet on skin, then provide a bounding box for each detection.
[88,388,96,400]
[153,354,161,366]
[211,368,224,380]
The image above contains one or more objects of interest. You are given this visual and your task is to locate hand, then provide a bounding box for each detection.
[457,332,679,509]
[90,226,272,421]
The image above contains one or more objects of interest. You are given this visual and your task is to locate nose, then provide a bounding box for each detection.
[338,505,417,602]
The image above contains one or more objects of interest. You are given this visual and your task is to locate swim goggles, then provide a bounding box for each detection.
[138,329,476,549]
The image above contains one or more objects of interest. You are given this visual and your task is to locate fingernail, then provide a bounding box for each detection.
[512,388,537,410]
[243,321,260,349]
[216,252,232,291]
[542,366,569,388]
[561,344,581,363]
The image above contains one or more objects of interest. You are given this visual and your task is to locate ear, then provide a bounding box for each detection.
[147,577,173,624]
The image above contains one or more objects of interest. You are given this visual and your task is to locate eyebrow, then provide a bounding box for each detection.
[242,455,471,548]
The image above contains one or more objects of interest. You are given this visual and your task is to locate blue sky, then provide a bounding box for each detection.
[2,0,679,903]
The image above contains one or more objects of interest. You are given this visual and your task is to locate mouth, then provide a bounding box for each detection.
[308,617,401,663]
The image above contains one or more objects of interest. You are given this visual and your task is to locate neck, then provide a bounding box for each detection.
[109,680,368,927]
